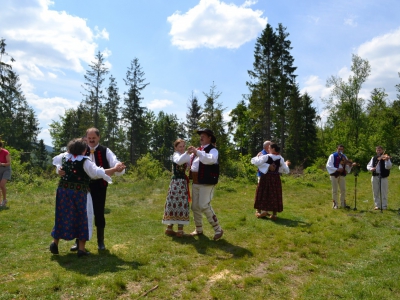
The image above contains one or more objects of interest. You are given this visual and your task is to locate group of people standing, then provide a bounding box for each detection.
[36,128,393,257]
[327,144,393,210]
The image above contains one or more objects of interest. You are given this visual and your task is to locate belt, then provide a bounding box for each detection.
[191,172,199,184]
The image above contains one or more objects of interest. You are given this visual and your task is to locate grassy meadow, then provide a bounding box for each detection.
[1,168,400,299]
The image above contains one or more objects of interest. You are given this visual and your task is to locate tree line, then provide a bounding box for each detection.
[1,23,400,178]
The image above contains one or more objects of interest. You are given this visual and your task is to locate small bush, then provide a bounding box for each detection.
[131,153,167,180]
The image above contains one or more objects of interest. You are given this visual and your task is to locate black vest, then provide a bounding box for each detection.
[59,156,90,192]
[86,145,110,187]
[198,144,219,184]
[372,156,390,178]
[172,161,187,180]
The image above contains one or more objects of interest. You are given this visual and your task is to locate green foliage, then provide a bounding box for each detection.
[130,153,168,180]
[223,154,258,183]
[122,57,150,165]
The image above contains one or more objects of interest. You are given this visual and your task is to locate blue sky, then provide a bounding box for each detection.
[1,0,400,146]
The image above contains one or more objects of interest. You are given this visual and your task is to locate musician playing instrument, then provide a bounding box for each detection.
[366,146,392,210]
[326,144,357,209]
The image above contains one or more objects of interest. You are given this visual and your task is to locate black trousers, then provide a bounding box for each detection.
[90,180,108,229]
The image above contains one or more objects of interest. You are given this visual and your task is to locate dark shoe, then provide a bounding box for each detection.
[213,229,224,241]
[98,241,106,250]
[49,242,59,255]
[97,227,106,250]
[70,239,79,251]
[165,229,177,236]
[77,250,90,257]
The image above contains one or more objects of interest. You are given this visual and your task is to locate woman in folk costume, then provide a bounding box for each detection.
[251,143,290,220]
[50,138,115,257]
[162,139,191,237]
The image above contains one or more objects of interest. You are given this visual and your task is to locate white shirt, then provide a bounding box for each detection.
[89,144,125,176]
[53,153,112,183]
[326,152,352,175]
[251,154,290,175]
[367,157,392,173]
[190,144,219,172]
[173,151,191,165]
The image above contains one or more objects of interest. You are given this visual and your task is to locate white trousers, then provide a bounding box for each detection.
[191,184,220,231]
[371,176,389,209]
[330,176,347,206]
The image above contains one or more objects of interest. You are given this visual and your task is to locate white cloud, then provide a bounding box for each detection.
[301,75,331,101]
[357,27,400,100]
[0,0,108,145]
[94,26,109,40]
[307,15,320,24]
[167,0,267,49]
[344,16,358,27]
[0,1,104,74]
[146,99,174,110]
[48,72,57,79]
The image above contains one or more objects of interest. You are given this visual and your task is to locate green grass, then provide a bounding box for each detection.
[1,169,400,299]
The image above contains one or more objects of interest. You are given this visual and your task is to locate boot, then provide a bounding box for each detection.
[70,238,79,251]
[97,227,106,250]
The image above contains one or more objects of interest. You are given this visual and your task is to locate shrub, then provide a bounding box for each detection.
[131,153,168,180]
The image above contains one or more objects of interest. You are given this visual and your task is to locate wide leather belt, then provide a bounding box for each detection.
[191,172,199,184]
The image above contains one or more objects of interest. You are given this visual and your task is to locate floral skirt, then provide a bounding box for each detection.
[254,173,283,212]
[162,178,190,225]
[51,187,93,241]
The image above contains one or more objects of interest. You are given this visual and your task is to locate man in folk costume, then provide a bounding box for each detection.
[257,141,271,183]
[70,127,125,251]
[366,146,392,210]
[326,144,356,209]
[187,129,223,240]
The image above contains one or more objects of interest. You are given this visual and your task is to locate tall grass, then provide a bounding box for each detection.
[1,169,400,299]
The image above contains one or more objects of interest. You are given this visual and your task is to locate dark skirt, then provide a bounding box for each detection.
[51,187,90,241]
[254,172,283,212]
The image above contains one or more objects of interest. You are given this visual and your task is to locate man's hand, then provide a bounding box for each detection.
[115,162,126,172]
[58,167,66,177]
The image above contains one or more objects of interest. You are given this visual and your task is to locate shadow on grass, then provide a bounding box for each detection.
[51,249,143,275]
[257,216,311,228]
[171,234,253,258]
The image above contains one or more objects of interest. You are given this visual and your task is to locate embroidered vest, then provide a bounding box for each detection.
[172,162,187,179]
[58,156,90,192]
[86,145,110,187]
[372,156,390,178]
[331,152,347,177]
[198,145,219,184]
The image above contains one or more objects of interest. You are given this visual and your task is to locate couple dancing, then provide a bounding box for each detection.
[162,129,223,241]
[251,142,290,220]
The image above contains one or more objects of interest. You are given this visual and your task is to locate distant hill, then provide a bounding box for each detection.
[45,144,54,153]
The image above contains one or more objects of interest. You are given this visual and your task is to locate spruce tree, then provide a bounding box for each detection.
[103,75,121,150]
[247,23,277,147]
[185,91,202,145]
[82,51,109,129]
[122,58,150,165]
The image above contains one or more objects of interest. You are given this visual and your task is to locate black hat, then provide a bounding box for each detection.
[197,128,216,143]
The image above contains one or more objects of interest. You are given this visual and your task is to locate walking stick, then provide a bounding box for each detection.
[379,172,383,213]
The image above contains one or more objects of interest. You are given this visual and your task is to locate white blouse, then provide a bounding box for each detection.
[251,154,290,175]
[52,153,112,183]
